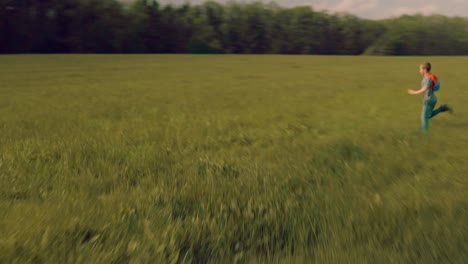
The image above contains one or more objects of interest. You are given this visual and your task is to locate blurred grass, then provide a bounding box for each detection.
[0,55,467,263]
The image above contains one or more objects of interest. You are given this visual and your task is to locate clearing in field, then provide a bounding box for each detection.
[0,55,467,263]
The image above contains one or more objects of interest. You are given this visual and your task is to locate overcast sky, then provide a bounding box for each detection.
[155,0,468,19]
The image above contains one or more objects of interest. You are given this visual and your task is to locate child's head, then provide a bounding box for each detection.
[419,62,431,75]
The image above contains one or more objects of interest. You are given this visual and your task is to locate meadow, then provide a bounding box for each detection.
[0,55,467,263]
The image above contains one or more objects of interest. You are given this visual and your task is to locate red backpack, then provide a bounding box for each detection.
[428,73,440,92]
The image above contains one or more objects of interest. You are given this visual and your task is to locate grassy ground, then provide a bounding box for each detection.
[0,55,467,263]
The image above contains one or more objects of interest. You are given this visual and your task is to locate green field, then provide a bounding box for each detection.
[0,55,467,263]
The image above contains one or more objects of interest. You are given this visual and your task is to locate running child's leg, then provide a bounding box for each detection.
[421,100,436,131]
[430,104,453,118]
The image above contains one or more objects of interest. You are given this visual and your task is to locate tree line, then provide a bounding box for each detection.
[1,0,468,55]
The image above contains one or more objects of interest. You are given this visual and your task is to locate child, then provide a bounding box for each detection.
[408,62,452,132]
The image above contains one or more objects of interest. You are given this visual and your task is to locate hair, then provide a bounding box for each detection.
[421,62,431,72]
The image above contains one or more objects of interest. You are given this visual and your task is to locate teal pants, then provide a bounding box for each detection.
[421,96,443,131]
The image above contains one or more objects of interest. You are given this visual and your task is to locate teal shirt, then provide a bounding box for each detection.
[422,77,435,102]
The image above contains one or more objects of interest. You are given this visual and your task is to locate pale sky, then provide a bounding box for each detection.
[155,0,468,19]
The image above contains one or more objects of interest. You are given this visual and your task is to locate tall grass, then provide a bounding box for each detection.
[0,55,467,263]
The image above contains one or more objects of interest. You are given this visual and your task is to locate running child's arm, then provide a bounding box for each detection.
[408,78,431,95]
[408,86,428,95]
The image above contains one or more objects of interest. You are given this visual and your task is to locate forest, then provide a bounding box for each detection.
[2,0,468,55]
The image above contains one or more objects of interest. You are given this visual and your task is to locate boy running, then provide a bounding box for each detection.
[408,62,452,132]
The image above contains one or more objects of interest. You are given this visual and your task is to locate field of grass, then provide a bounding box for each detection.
[0,55,467,263]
